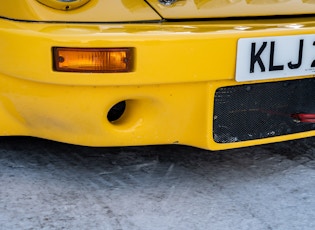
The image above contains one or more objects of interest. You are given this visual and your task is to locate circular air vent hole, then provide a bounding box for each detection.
[107,101,126,123]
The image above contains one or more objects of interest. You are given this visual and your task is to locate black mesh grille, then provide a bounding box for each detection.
[213,78,315,143]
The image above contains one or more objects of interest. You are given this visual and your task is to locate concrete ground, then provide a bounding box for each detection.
[1,136,315,230]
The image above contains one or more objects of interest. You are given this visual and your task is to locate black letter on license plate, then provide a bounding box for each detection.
[250,42,267,73]
[288,39,304,69]
[311,41,315,68]
[269,41,284,71]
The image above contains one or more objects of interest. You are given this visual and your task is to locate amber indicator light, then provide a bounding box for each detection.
[53,47,134,73]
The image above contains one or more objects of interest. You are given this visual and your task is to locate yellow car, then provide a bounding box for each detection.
[1,0,315,150]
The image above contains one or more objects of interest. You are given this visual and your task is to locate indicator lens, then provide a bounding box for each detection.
[53,47,134,73]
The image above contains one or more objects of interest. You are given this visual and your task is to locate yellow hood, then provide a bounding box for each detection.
[146,0,315,19]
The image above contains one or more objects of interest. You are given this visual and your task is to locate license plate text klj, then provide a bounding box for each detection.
[236,35,315,82]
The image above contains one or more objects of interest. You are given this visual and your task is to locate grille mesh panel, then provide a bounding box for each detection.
[213,78,315,143]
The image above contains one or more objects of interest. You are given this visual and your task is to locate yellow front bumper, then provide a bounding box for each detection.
[1,17,315,150]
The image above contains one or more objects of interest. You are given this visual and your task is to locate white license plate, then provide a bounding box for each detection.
[236,34,315,82]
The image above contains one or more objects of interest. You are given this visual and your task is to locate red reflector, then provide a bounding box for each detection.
[53,47,134,73]
[291,113,315,123]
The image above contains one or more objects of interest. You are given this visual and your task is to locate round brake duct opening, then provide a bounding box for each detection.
[107,101,126,123]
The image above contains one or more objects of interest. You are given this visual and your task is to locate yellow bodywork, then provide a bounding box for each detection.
[1,1,315,150]
[147,0,315,19]
[0,0,160,22]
